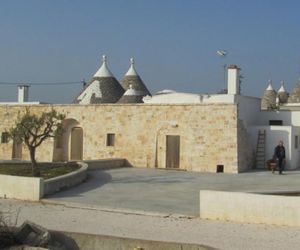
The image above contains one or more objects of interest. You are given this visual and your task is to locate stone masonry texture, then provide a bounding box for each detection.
[0,103,246,173]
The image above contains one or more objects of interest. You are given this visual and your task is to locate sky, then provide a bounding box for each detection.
[0,0,300,103]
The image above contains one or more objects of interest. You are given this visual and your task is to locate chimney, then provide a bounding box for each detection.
[18,85,30,103]
[227,65,240,95]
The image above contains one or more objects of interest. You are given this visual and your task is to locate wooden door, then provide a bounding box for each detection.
[12,139,22,160]
[70,127,83,161]
[166,135,180,168]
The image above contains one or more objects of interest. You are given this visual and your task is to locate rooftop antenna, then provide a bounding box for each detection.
[216,50,227,89]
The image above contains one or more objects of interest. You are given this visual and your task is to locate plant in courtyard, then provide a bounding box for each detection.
[9,109,65,176]
[0,209,20,248]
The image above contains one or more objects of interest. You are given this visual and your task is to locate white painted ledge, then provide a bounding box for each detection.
[200,190,300,227]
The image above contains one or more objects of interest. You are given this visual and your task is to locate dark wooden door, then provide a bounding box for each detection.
[166,135,180,168]
[70,127,83,161]
[12,139,22,160]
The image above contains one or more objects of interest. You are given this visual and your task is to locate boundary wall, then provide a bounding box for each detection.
[0,174,43,201]
[44,162,88,196]
[0,159,124,201]
[200,190,300,227]
[85,158,127,170]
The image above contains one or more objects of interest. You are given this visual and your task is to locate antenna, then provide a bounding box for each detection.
[217,50,227,88]
[216,50,227,57]
[81,78,87,88]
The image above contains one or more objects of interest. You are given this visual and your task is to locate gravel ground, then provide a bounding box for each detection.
[1,199,300,250]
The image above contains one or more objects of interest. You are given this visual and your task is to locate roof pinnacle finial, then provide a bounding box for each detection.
[93,54,114,77]
[125,57,138,76]
[102,54,107,63]
[130,58,135,65]
[266,79,274,91]
[278,80,286,93]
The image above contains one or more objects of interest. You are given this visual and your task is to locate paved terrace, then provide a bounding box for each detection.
[45,167,300,216]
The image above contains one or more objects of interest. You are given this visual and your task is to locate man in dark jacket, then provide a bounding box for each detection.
[274,140,286,174]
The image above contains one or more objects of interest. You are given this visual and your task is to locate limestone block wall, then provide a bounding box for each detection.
[0,103,240,173]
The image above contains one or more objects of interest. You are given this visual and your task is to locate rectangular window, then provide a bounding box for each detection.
[106,133,115,146]
[295,135,299,149]
[269,120,283,126]
[1,132,9,143]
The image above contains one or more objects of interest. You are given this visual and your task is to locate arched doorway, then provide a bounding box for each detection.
[52,118,83,162]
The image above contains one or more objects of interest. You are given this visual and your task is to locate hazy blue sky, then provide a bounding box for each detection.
[0,0,300,103]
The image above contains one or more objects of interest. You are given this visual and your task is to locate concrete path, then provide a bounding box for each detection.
[46,168,300,216]
[1,199,300,250]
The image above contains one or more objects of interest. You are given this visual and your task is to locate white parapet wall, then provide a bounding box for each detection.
[0,174,43,201]
[200,190,300,227]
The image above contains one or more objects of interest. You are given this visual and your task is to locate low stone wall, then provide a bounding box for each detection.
[43,162,88,196]
[199,190,300,227]
[0,174,43,201]
[85,158,127,171]
[63,231,216,250]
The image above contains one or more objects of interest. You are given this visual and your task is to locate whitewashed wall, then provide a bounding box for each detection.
[248,126,300,169]
[236,95,261,126]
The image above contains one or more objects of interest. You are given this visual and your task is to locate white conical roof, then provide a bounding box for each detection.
[93,55,114,78]
[266,80,274,91]
[121,58,151,96]
[261,80,277,110]
[278,80,286,92]
[73,54,125,104]
[125,58,138,76]
[288,78,300,103]
[123,85,144,96]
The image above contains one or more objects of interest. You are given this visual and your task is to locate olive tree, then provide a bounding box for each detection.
[10,109,65,176]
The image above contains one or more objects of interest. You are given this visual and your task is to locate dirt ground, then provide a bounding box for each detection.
[1,199,300,250]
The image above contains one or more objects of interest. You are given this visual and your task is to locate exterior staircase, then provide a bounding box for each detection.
[255,130,266,169]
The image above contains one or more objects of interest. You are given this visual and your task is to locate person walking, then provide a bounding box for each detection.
[274,140,286,174]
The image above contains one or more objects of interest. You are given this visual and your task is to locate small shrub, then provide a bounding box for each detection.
[0,209,20,248]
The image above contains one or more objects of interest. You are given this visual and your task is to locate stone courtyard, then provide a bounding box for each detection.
[45,167,300,216]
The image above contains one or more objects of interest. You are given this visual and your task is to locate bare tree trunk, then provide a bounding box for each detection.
[29,147,40,177]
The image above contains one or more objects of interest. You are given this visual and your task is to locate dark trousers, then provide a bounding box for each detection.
[278,158,285,173]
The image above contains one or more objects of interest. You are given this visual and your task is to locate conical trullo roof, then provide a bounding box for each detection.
[74,55,124,104]
[118,84,144,103]
[261,80,277,110]
[277,80,288,104]
[288,79,300,103]
[121,58,151,97]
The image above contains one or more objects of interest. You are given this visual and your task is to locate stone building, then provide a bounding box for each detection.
[1,57,300,172]
[0,103,250,173]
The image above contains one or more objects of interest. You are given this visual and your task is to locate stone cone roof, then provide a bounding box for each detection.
[117,85,144,103]
[118,95,144,103]
[288,79,300,103]
[277,81,288,104]
[74,55,124,104]
[121,58,151,96]
[261,81,277,110]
